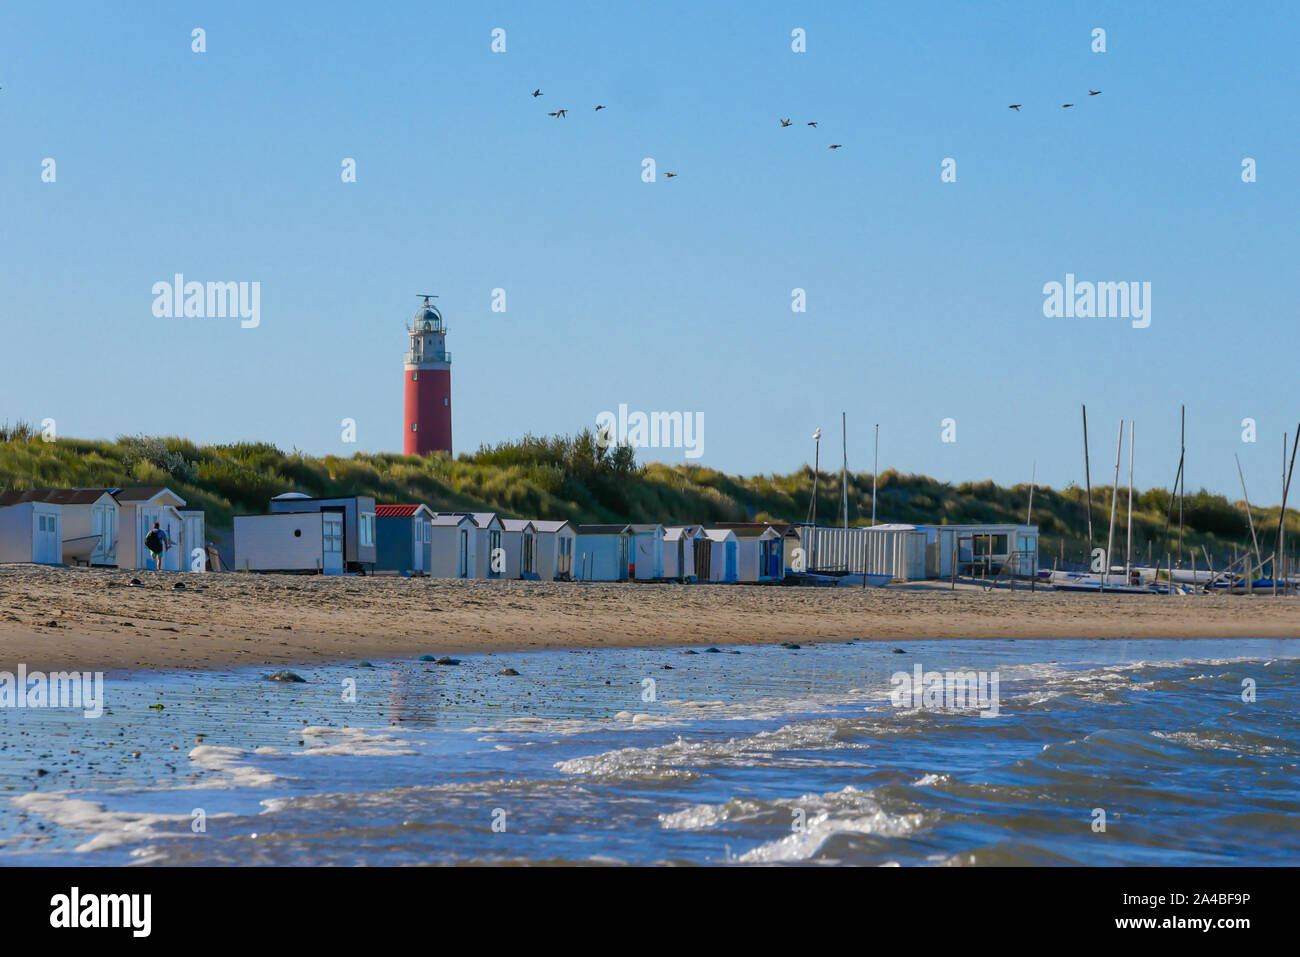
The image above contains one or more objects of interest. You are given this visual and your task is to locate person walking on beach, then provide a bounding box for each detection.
[144,521,170,571]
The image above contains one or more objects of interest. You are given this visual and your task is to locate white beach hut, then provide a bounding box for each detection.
[732,525,784,582]
[0,501,63,565]
[663,525,708,581]
[703,528,739,582]
[575,524,632,581]
[629,523,665,580]
[532,520,576,581]
[114,486,188,571]
[428,513,477,578]
[501,518,539,580]
[233,511,345,574]
[0,489,120,566]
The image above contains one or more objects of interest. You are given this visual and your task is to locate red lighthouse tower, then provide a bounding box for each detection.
[403,295,452,456]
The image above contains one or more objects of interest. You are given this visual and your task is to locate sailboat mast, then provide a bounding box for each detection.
[1105,420,1124,588]
[1126,421,1134,579]
[871,424,879,526]
[841,412,848,532]
[1082,405,1094,563]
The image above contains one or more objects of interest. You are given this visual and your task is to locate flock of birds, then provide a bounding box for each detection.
[525,87,1103,173]
[532,88,675,176]
[779,117,841,149]
[1009,90,1101,110]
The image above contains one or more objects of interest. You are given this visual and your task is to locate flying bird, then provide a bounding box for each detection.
[532,89,542,97]
[1062,103,1073,108]
[828,144,842,149]
[807,121,818,127]
[665,172,677,178]
[1088,90,1101,96]
[780,118,792,127]
[1009,104,1021,111]
[547,109,567,118]
[594,104,605,111]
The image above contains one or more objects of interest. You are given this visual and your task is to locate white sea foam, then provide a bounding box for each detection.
[12,792,234,854]
[298,726,417,757]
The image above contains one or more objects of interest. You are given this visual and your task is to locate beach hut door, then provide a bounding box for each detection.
[34,511,59,564]
[92,504,116,565]
[677,539,685,580]
[183,513,205,571]
[458,529,469,578]
[322,515,344,574]
[413,519,426,572]
[695,539,710,580]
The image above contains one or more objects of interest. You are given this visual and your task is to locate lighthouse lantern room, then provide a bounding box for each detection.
[403,295,453,456]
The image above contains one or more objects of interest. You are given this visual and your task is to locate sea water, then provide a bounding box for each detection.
[1,638,1296,865]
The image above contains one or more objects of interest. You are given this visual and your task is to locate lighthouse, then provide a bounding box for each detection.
[403,295,452,456]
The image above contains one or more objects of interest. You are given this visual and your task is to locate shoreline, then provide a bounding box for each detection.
[1,565,1297,673]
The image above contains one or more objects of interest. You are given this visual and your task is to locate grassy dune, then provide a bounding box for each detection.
[1,424,1294,567]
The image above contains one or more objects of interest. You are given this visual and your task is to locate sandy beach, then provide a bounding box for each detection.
[0,564,1295,671]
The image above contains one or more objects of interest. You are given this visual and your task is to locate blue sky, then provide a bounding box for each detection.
[2,1,1297,502]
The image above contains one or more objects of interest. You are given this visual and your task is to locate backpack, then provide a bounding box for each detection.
[145,530,163,553]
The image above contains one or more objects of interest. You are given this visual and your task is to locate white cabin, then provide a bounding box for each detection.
[233,511,345,574]
[114,487,188,571]
[0,489,119,566]
[0,502,63,564]
[575,525,632,581]
[629,523,665,580]
[663,525,708,581]
[501,519,539,579]
[702,528,739,582]
[532,520,576,580]
[428,513,477,578]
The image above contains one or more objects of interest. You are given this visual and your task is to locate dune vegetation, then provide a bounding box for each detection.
[1,422,1295,568]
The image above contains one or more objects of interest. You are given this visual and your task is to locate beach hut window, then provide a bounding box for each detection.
[411,423,418,432]
[360,513,375,547]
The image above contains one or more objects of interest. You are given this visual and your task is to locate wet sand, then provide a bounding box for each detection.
[0,564,1296,672]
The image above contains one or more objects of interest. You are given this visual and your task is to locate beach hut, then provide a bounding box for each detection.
[702,528,738,582]
[501,519,539,580]
[375,504,434,574]
[575,524,632,581]
[177,507,207,572]
[532,520,576,580]
[427,513,476,578]
[0,501,63,565]
[432,512,504,578]
[802,524,927,581]
[663,525,708,581]
[233,511,345,574]
[0,489,119,566]
[269,493,377,572]
[712,522,801,577]
[629,523,665,580]
[732,526,784,582]
[934,524,1040,579]
[114,487,189,571]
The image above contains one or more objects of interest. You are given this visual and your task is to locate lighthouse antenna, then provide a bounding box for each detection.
[417,293,439,305]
